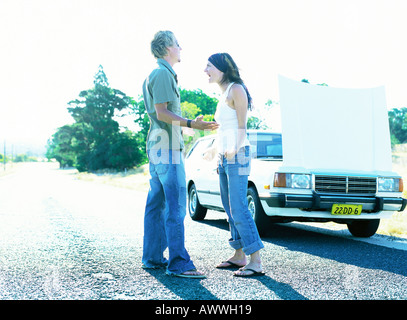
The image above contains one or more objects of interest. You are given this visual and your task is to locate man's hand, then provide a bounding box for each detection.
[192,115,219,131]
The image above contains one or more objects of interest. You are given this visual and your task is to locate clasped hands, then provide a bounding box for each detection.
[192,115,219,131]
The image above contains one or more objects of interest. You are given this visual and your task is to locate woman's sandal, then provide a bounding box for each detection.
[233,268,265,277]
[216,260,246,269]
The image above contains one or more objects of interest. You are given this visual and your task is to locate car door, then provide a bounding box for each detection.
[197,151,221,207]
[189,137,222,208]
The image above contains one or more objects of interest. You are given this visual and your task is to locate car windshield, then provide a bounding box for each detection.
[248,133,283,159]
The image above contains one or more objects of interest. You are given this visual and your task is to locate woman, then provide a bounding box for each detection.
[204,53,265,277]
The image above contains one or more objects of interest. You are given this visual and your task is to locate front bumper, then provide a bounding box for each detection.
[261,192,407,212]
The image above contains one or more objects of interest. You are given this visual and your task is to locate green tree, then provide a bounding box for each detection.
[247,116,268,130]
[106,130,145,170]
[203,114,214,122]
[14,154,37,162]
[46,124,78,167]
[180,90,219,150]
[47,66,146,171]
[179,88,218,115]
[180,101,202,150]
[68,66,129,146]
[388,107,407,145]
[181,101,201,119]
[128,96,150,158]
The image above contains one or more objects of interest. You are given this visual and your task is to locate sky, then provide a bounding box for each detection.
[1,0,407,155]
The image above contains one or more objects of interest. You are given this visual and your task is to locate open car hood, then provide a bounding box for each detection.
[278,75,393,174]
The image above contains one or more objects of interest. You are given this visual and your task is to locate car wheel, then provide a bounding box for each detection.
[188,183,207,220]
[347,219,380,237]
[247,186,271,237]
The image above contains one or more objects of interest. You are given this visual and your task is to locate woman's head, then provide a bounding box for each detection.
[205,53,252,110]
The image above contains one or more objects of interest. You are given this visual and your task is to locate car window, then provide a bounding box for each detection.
[186,137,215,159]
[248,133,283,159]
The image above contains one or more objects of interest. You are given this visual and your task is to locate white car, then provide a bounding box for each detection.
[186,77,407,238]
[185,130,407,237]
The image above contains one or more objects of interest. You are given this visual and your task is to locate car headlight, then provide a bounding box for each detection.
[274,173,311,189]
[378,177,403,192]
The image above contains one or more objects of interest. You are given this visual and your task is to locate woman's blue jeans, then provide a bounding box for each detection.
[142,149,195,275]
[218,146,264,255]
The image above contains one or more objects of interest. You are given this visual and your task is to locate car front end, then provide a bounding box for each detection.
[259,170,407,221]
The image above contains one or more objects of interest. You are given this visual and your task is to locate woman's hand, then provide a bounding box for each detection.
[202,145,217,161]
[224,148,237,160]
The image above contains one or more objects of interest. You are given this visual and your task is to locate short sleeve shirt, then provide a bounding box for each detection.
[142,59,184,151]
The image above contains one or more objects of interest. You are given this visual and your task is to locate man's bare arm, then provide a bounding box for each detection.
[155,103,219,131]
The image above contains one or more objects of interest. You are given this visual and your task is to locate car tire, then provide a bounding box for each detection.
[346,219,380,237]
[247,186,271,237]
[188,183,207,220]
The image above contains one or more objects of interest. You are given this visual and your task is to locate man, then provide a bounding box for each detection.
[142,31,219,278]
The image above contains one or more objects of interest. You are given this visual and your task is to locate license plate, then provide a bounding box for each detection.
[331,204,362,215]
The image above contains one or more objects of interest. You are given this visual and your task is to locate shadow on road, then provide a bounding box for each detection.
[144,268,220,300]
[251,275,308,300]
[194,218,308,300]
[144,267,308,300]
[262,223,407,277]
[198,219,407,278]
[195,218,229,231]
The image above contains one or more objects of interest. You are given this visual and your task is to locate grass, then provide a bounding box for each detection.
[378,211,407,238]
[380,153,407,238]
[75,164,150,192]
[0,162,26,177]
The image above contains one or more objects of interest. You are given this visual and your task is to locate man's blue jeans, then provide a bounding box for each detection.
[218,146,264,255]
[142,149,195,275]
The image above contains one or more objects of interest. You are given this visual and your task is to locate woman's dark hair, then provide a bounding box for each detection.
[209,53,253,110]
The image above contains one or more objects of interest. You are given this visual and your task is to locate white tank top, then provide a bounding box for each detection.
[214,82,250,153]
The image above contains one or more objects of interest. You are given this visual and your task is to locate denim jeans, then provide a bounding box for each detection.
[218,146,264,255]
[142,149,195,275]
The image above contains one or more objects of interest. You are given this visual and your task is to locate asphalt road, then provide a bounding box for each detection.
[0,163,407,301]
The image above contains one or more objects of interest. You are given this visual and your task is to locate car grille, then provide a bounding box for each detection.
[314,175,377,195]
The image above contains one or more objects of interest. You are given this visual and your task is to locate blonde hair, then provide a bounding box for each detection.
[150,31,175,59]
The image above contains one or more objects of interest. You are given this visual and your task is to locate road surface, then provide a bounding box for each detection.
[0,163,406,301]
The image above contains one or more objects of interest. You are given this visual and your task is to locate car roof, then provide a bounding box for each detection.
[195,130,282,142]
[247,130,281,135]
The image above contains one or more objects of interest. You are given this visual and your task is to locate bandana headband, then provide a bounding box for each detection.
[208,53,228,73]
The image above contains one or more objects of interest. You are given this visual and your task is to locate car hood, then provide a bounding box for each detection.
[278,75,393,174]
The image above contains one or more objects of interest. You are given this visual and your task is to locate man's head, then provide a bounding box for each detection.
[150,30,182,66]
